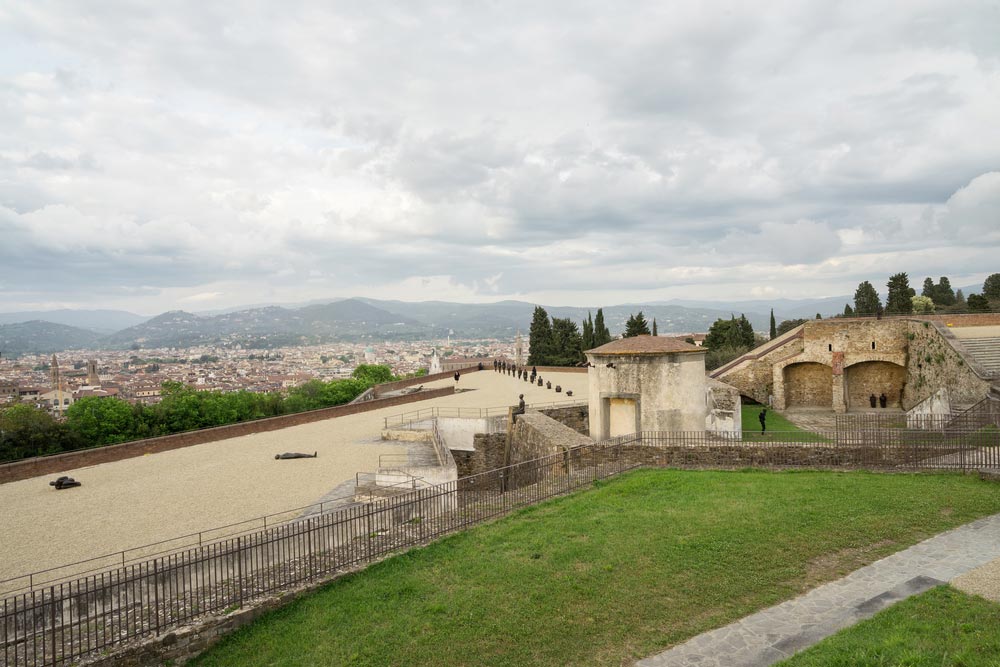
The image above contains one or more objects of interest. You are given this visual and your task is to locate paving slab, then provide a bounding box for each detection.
[636,512,1000,666]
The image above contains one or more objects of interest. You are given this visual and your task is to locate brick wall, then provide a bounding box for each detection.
[0,386,456,485]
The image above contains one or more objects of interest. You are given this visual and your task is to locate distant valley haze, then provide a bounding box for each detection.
[0,2,997,318]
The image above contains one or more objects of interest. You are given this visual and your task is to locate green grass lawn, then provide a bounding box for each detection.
[740,405,828,442]
[192,470,1000,667]
[777,586,1000,666]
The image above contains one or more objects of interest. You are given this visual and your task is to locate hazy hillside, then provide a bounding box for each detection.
[0,291,915,354]
[0,309,147,334]
[0,321,104,356]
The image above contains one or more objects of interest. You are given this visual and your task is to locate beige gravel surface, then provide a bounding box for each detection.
[952,555,1000,602]
[950,325,1000,338]
[0,370,588,588]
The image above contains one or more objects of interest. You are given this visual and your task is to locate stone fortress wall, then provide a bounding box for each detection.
[716,314,1000,413]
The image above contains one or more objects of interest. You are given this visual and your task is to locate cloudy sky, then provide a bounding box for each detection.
[1,1,998,315]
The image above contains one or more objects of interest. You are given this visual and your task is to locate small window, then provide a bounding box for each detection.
[828,344,832,351]
[872,341,876,350]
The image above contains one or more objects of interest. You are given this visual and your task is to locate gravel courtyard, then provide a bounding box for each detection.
[0,370,588,588]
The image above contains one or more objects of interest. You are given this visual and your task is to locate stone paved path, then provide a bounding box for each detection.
[635,512,1000,667]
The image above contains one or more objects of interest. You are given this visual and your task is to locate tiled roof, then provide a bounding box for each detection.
[586,335,703,355]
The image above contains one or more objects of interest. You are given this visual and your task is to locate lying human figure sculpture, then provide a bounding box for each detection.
[49,476,82,490]
[274,452,318,460]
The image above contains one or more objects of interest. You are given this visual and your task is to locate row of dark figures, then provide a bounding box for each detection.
[870,393,890,409]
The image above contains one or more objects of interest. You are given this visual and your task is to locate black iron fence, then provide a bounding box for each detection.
[4,427,1000,666]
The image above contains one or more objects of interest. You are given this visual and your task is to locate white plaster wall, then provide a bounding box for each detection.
[906,388,952,429]
[586,352,707,438]
[435,417,491,452]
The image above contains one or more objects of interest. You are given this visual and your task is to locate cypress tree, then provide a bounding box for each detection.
[769,309,776,340]
[652,318,658,336]
[593,308,612,345]
[843,303,854,317]
[581,312,594,350]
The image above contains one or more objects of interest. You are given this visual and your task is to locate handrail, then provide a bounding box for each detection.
[382,398,586,428]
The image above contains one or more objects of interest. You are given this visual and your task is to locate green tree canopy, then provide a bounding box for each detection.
[528,306,554,365]
[351,364,394,386]
[65,397,138,446]
[776,318,808,336]
[853,281,882,316]
[984,273,1000,300]
[968,293,991,312]
[623,311,651,338]
[843,303,855,317]
[886,273,914,315]
[704,315,755,350]
[549,317,584,366]
[769,309,777,340]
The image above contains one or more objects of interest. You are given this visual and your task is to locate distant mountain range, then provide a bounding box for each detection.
[0,287,983,356]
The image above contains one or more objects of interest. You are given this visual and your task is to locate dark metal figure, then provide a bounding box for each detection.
[275,452,318,460]
[555,385,562,393]
[879,393,887,408]
[512,394,526,423]
[869,394,877,408]
[546,381,552,389]
[759,408,767,434]
[49,476,82,490]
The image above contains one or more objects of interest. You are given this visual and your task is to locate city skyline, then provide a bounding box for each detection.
[1,2,998,314]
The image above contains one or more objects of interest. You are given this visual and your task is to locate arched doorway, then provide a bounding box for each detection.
[783,363,833,408]
[844,361,905,409]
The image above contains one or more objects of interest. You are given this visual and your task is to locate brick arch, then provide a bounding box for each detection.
[783,362,833,408]
[844,360,906,410]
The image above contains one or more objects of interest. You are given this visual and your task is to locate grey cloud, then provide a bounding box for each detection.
[1,1,998,312]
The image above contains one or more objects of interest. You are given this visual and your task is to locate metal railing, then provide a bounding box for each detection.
[4,426,999,667]
[382,399,585,429]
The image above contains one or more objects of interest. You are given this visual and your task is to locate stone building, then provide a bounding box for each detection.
[585,335,709,438]
[714,315,1000,413]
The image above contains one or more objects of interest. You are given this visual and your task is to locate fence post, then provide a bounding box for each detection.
[307,518,314,581]
[153,559,160,635]
[50,585,56,665]
[365,504,373,562]
[236,537,244,608]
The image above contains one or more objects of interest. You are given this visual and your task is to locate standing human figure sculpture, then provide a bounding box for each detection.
[758,408,767,434]
[879,393,887,408]
[454,371,461,383]
[869,394,877,409]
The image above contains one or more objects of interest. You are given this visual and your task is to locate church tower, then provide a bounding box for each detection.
[515,331,525,366]
[50,354,61,392]
[87,360,100,386]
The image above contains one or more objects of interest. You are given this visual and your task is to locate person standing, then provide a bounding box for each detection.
[759,408,767,434]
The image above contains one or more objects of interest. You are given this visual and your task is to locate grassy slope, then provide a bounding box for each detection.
[193,470,1000,667]
[777,586,1000,666]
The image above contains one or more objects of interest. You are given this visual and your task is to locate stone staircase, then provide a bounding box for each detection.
[957,337,1000,376]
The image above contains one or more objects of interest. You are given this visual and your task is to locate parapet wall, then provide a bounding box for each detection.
[509,411,594,464]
